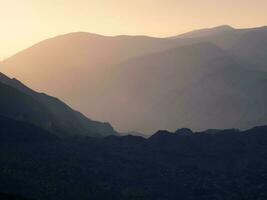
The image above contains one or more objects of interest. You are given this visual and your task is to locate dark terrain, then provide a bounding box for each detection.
[0,116,267,200]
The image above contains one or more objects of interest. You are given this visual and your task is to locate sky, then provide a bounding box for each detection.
[0,0,267,59]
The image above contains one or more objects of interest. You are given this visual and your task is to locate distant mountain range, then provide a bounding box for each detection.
[0,116,267,199]
[170,25,235,39]
[1,25,267,133]
[0,72,117,137]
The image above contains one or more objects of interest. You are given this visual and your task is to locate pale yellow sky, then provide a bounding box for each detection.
[1,0,267,59]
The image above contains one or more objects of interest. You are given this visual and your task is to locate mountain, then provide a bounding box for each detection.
[97,42,247,132]
[1,118,267,200]
[159,66,267,130]
[110,26,267,132]
[226,26,267,72]
[0,32,180,108]
[171,25,235,39]
[0,32,186,129]
[0,73,117,137]
[172,25,267,72]
[1,25,267,133]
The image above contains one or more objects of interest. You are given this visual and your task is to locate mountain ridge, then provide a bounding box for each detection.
[0,73,117,137]
[170,25,235,39]
[1,25,267,133]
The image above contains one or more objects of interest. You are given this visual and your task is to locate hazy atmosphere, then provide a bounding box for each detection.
[1,1,267,199]
[1,0,267,58]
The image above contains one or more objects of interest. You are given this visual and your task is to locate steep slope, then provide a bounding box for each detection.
[0,73,116,137]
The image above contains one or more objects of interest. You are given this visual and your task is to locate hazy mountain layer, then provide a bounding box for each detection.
[170,25,235,39]
[0,33,180,98]
[98,43,240,132]
[158,66,267,131]
[1,25,267,133]
[172,26,267,72]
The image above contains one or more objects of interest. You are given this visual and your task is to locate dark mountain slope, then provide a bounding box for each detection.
[0,73,117,137]
[0,116,58,143]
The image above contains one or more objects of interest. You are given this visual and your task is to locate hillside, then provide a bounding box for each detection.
[0,73,117,137]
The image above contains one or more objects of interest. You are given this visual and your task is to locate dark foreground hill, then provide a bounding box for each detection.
[1,117,267,200]
[0,193,31,200]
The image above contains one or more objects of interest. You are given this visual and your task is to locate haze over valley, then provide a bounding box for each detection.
[1,25,267,133]
[1,1,267,199]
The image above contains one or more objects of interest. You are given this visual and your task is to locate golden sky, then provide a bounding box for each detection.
[1,0,267,59]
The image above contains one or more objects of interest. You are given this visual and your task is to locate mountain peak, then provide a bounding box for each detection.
[172,25,235,39]
[149,130,173,140]
[56,32,107,39]
[175,128,193,136]
[212,25,235,31]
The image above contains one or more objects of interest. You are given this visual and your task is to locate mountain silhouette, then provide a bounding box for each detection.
[0,73,117,137]
[1,25,267,133]
[171,25,235,39]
